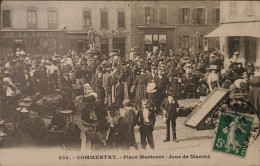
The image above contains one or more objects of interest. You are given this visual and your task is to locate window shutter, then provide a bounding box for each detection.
[192,8,197,24]
[205,8,208,24]
[187,8,191,24]
[179,8,183,24]
[212,8,216,24]
[101,11,108,28]
[3,10,11,27]
[159,7,167,24]
[152,7,156,24]
[118,11,125,28]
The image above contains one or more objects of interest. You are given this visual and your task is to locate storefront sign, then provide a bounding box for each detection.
[66,35,89,40]
[102,30,130,37]
[0,31,55,38]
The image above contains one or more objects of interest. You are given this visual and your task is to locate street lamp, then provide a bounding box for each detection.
[195,30,200,53]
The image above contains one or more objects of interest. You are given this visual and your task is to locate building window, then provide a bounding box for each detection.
[229,2,237,17]
[144,7,155,24]
[48,10,58,28]
[118,11,125,28]
[181,8,190,24]
[212,8,220,24]
[179,36,190,49]
[2,10,11,28]
[247,1,254,16]
[83,10,91,28]
[100,11,108,28]
[27,9,37,28]
[159,7,167,24]
[196,8,205,24]
[215,8,220,23]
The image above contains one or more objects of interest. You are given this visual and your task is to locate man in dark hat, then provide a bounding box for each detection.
[122,99,138,149]
[160,89,179,142]
[147,65,157,82]
[103,68,114,106]
[82,93,108,124]
[60,69,73,109]
[154,67,170,114]
[27,103,45,145]
[47,106,67,131]
[75,66,86,86]
[81,94,109,149]
[106,104,135,150]
[137,99,155,149]
[0,120,31,148]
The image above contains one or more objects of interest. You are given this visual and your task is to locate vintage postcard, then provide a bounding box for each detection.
[0,0,260,166]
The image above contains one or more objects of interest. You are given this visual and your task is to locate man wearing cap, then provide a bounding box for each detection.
[103,68,114,106]
[60,69,73,109]
[137,99,155,149]
[17,99,31,133]
[160,89,179,142]
[27,103,45,145]
[106,104,135,150]
[122,99,138,149]
[182,63,196,98]
[0,120,31,148]
[154,67,170,114]
[80,93,109,149]
[47,106,67,131]
[147,65,157,82]
[93,70,105,101]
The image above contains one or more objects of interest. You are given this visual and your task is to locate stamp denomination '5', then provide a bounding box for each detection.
[213,111,254,157]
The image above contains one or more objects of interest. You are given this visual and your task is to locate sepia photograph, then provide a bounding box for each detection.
[0,0,260,165]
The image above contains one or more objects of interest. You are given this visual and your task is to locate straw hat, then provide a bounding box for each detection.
[183,63,192,69]
[123,99,131,107]
[209,65,218,70]
[21,107,29,113]
[233,51,239,55]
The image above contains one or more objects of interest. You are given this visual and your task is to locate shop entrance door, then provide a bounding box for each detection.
[228,37,240,58]
[245,37,256,63]
[113,38,125,57]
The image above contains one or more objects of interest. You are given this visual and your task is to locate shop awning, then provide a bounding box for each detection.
[205,22,260,38]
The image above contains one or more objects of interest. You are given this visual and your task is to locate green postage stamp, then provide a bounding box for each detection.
[213,111,254,157]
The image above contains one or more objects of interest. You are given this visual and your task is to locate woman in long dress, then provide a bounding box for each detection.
[207,65,220,92]
[131,69,148,110]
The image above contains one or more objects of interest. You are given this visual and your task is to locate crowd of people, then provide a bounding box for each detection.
[0,44,259,150]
